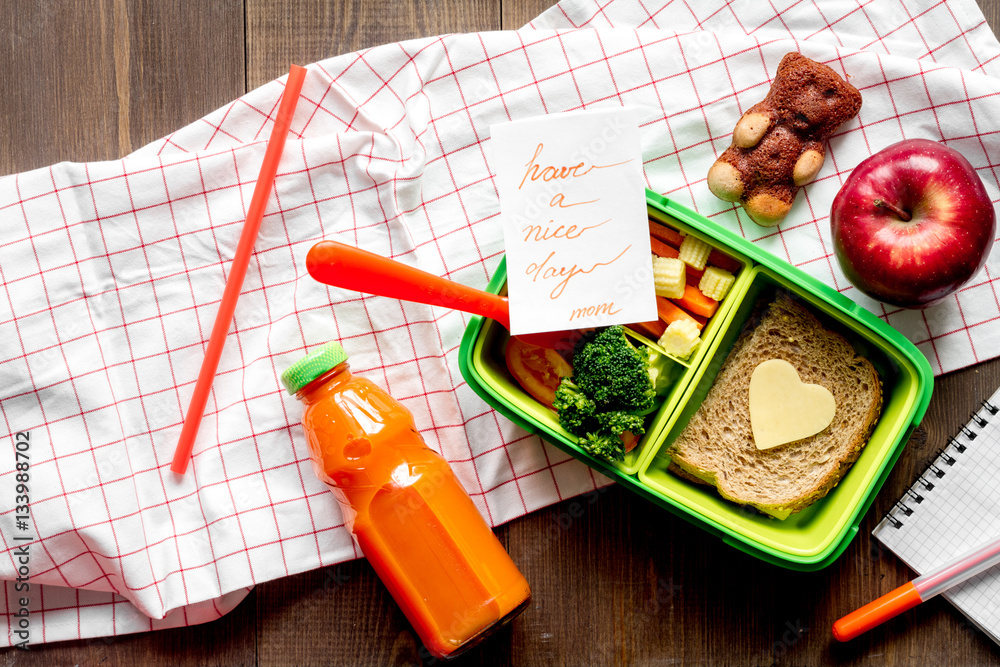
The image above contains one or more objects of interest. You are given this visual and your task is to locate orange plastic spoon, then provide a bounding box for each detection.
[305,240,581,350]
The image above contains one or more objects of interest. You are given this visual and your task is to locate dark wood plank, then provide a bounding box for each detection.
[0,0,119,174]
[245,0,500,89]
[983,0,1000,37]
[122,1,246,149]
[0,0,244,176]
[6,592,259,667]
[501,0,558,28]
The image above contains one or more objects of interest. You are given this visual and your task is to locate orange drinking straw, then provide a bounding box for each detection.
[171,64,308,474]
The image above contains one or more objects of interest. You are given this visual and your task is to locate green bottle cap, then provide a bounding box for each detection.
[281,342,349,394]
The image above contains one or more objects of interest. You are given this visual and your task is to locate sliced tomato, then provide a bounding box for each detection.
[505,337,573,408]
[621,431,641,454]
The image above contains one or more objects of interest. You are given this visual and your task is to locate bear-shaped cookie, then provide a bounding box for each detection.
[707,52,862,227]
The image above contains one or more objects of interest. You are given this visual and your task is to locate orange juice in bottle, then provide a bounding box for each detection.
[281,342,531,659]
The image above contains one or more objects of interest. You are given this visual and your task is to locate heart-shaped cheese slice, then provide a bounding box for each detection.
[749,358,836,450]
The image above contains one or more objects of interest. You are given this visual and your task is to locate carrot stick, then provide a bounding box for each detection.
[708,250,742,274]
[648,220,684,247]
[680,304,708,327]
[627,319,667,340]
[671,284,719,319]
[656,296,703,330]
[650,237,677,259]
[171,64,308,475]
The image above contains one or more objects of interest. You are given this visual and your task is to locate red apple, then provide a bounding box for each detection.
[831,138,996,308]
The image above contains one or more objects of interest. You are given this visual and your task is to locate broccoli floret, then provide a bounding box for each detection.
[553,326,662,462]
[578,431,626,462]
[596,410,646,438]
[571,325,655,412]
[552,379,597,434]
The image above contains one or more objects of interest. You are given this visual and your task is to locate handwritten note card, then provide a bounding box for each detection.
[491,109,655,335]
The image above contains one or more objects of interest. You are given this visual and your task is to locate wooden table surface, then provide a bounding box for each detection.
[5,1,1000,665]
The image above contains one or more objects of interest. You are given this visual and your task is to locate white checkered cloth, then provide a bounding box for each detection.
[3,0,1000,645]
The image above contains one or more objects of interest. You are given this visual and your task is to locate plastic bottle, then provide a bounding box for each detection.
[281,342,531,659]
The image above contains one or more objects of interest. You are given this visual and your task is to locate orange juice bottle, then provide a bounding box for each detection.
[281,342,531,659]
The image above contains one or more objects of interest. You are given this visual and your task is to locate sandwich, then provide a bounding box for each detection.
[667,292,882,518]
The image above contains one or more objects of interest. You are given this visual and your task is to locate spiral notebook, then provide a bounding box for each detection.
[874,386,1000,644]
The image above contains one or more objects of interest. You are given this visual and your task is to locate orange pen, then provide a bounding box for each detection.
[833,533,1000,641]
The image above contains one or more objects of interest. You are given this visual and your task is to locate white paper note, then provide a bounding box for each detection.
[491,108,655,335]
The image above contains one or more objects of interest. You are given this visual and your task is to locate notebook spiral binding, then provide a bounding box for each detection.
[879,400,998,529]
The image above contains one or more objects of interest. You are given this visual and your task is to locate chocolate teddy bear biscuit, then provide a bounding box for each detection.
[708,52,862,227]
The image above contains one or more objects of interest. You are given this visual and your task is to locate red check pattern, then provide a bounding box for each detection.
[4,0,1000,645]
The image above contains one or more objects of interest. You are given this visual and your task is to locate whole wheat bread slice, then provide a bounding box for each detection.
[667,292,882,518]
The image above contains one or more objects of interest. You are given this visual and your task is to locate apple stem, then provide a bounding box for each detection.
[873,198,912,222]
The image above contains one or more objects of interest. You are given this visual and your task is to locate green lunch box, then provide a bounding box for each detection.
[458,189,934,570]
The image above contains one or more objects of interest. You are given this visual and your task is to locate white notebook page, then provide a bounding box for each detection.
[874,385,1000,645]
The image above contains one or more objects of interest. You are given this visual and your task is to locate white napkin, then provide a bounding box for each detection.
[4,0,1000,645]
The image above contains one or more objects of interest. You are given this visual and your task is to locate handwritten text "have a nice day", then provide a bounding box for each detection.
[518,142,632,322]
